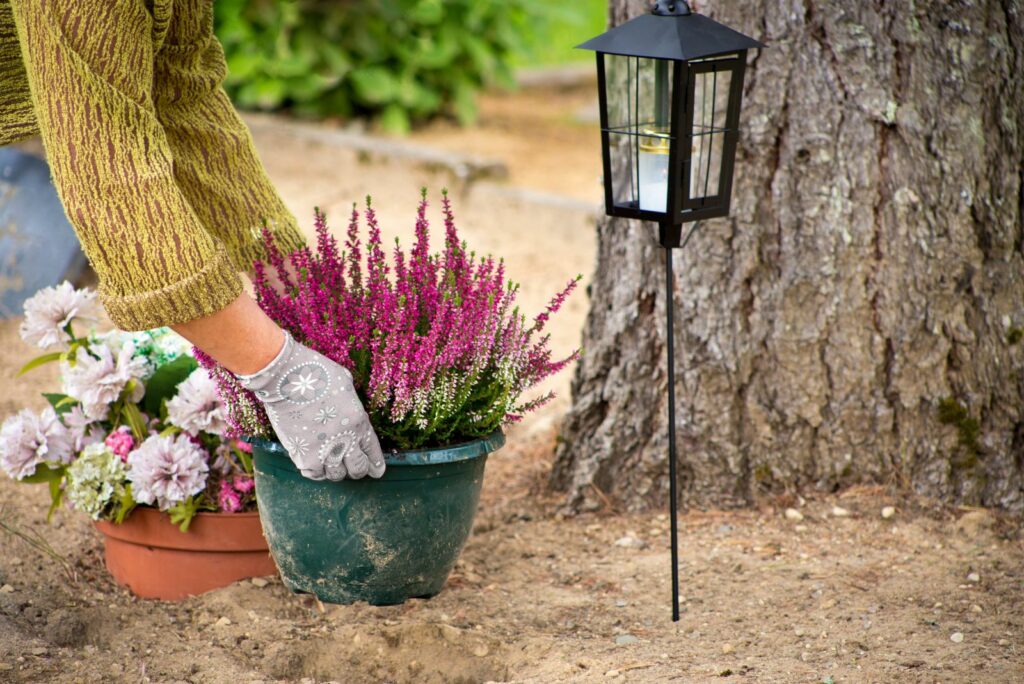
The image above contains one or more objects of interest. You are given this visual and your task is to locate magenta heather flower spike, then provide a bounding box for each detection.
[211,191,580,450]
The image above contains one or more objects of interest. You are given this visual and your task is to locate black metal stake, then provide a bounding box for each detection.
[664,221,699,623]
[664,242,681,622]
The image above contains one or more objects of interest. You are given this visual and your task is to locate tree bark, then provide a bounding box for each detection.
[552,0,1024,514]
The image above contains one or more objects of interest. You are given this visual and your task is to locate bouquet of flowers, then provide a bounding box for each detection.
[0,283,255,530]
[201,190,580,450]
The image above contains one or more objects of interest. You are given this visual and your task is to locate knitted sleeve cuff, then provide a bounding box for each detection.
[226,214,308,273]
[99,246,243,331]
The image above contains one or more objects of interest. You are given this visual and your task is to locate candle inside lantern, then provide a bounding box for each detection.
[639,130,670,212]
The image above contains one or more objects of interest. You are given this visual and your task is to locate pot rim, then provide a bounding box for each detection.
[94,505,269,552]
[250,430,504,466]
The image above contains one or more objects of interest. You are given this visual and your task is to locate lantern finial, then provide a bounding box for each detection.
[652,0,691,16]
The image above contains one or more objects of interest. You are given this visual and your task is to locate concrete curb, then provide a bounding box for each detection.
[243,113,509,184]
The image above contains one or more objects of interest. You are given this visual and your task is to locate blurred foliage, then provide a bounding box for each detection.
[214,0,579,133]
[512,0,606,67]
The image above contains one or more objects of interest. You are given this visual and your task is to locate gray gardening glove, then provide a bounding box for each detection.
[237,332,386,481]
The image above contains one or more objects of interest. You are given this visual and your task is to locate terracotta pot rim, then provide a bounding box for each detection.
[95,505,269,552]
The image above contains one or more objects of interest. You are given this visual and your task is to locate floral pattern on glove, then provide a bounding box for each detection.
[237,333,385,481]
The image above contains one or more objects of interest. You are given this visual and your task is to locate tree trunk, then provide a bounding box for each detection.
[552,0,1024,514]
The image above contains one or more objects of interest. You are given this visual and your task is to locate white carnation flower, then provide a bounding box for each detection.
[0,407,74,480]
[166,368,229,436]
[19,282,97,350]
[211,444,235,476]
[38,406,75,464]
[127,434,209,510]
[65,443,127,520]
[61,343,148,421]
[63,405,106,452]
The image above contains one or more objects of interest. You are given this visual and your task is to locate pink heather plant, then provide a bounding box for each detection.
[217,190,580,450]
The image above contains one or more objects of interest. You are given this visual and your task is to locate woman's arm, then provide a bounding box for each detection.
[9,0,242,331]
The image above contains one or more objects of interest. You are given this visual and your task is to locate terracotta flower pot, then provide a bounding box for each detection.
[94,507,277,600]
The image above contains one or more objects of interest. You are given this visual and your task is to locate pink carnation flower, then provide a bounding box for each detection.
[232,475,255,494]
[218,479,242,513]
[104,427,135,462]
[234,440,253,454]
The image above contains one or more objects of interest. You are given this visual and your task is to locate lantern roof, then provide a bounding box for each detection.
[578,11,765,62]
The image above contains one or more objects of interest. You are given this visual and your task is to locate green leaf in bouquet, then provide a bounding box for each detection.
[233,444,254,476]
[19,465,65,484]
[159,425,182,438]
[17,351,64,377]
[42,393,77,416]
[122,401,148,443]
[112,485,137,525]
[143,355,199,418]
[168,497,202,533]
[46,477,64,522]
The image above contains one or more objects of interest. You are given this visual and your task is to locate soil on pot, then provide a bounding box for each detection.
[1,89,1022,682]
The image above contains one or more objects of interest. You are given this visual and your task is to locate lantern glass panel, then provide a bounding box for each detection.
[689,70,730,200]
[603,55,676,214]
[683,56,738,208]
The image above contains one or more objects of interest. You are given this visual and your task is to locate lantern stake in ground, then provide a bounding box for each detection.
[580,0,765,622]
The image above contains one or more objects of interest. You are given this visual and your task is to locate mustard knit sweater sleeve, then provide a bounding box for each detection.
[3,0,306,330]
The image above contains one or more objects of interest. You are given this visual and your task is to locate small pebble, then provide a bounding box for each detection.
[615,599,628,608]
[614,536,647,550]
[605,670,620,677]
[881,506,896,519]
[0,585,13,593]
[966,572,980,583]
[999,639,1010,646]
[472,644,490,657]
[251,577,269,588]
[950,632,964,643]
[29,647,46,656]
[784,508,804,521]
[721,643,735,654]
[831,506,851,517]
[615,634,639,646]
[970,605,982,613]
[214,617,232,627]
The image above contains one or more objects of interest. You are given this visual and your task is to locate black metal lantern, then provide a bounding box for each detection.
[580,1,764,622]
[581,0,764,247]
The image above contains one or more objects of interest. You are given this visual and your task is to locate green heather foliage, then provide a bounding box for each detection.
[214,0,551,132]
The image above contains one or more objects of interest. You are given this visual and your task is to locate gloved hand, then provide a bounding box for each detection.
[237,331,386,481]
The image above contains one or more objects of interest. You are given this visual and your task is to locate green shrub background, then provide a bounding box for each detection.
[213,0,605,133]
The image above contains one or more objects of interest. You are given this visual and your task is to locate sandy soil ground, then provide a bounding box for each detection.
[1,85,1022,683]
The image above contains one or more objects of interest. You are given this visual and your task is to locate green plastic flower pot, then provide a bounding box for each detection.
[251,431,502,606]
